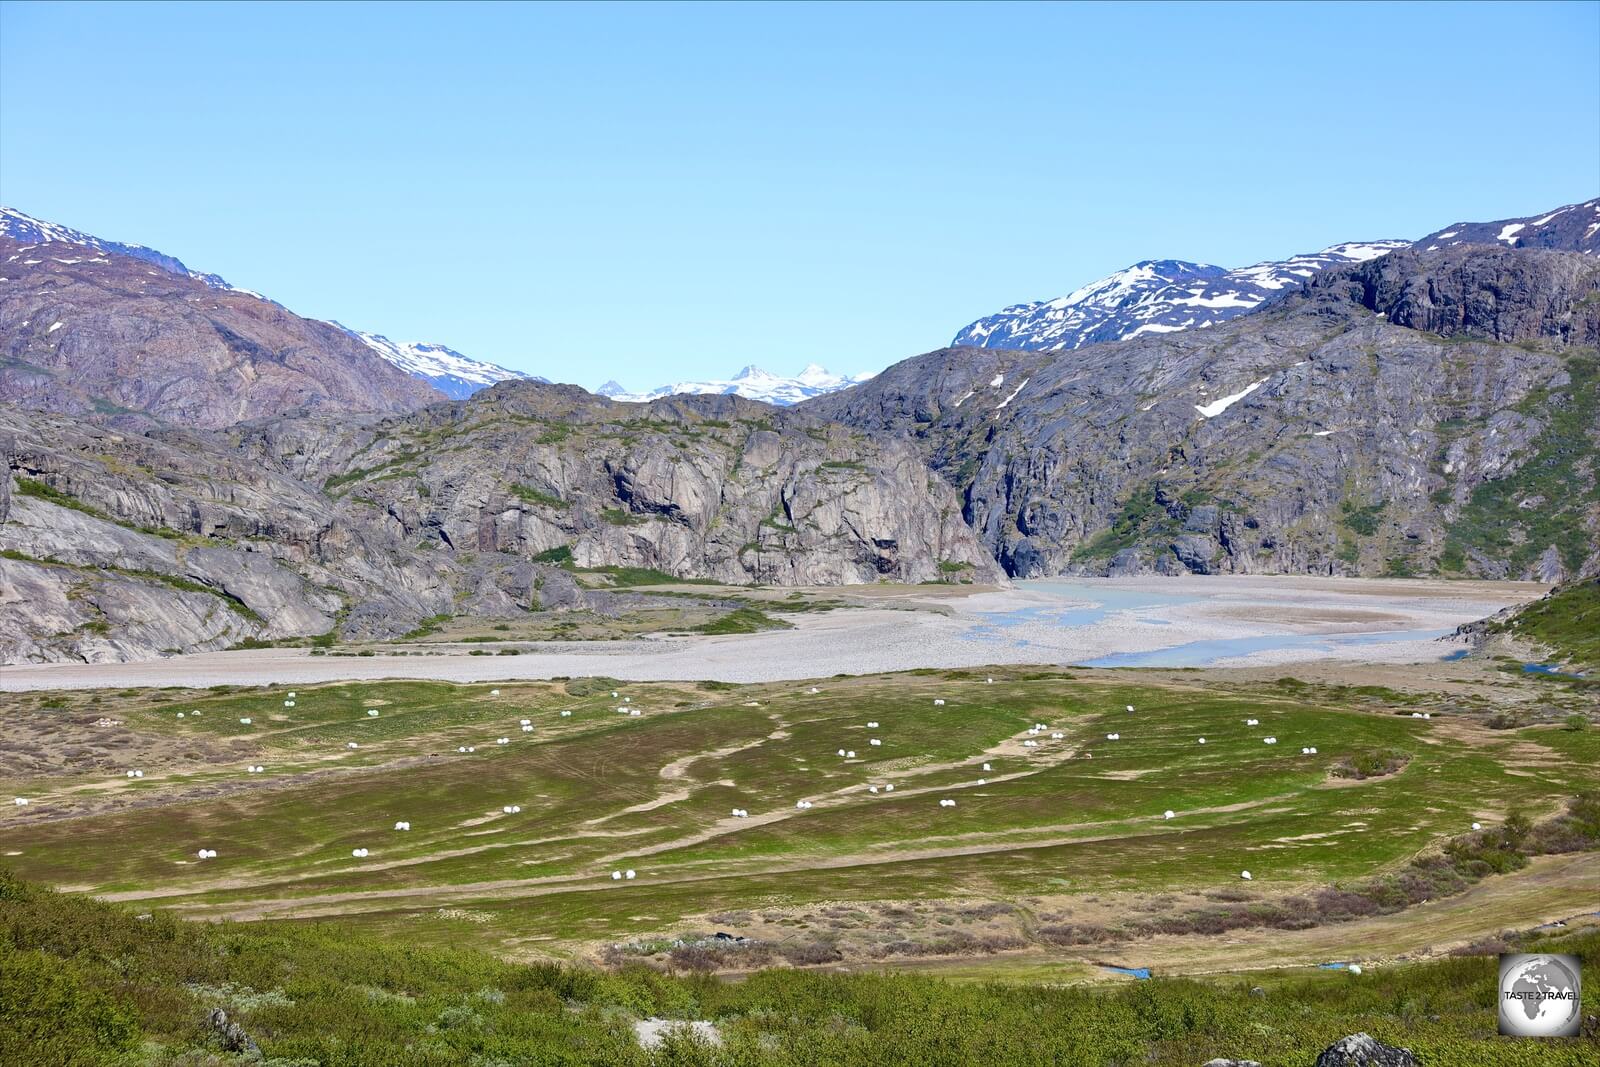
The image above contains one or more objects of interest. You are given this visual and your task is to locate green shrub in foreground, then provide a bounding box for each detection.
[1,869,1597,1065]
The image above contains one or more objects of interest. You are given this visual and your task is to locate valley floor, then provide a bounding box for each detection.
[2,575,1593,1065]
[0,575,1545,691]
[2,655,1593,975]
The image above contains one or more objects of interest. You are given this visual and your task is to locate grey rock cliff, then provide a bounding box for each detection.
[238,385,1002,587]
[0,383,999,663]
[806,246,1600,582]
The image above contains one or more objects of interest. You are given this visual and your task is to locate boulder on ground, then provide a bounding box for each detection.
[1313,1032,1416,1067]
[206,1007,259,1057]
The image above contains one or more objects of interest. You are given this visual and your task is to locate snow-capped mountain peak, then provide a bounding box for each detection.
[795,362,838,385]
[1045,259,1225,312]
[601,365,875,406]
[954,205,1600,357]
[953,241,1407,352]
[328,324,540,399]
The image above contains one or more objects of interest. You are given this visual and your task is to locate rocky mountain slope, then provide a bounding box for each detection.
[1413,198,1600,254]
[598,363,875,406]
[0,207,241,292]
[5,200,1593,662]
[240,383,998,587]
[807,243,1600,583]
[1,234,441,429]
[0,403,584,662]
[951,200,1599,355]
[1,208,531,401]
[0,383,996,662]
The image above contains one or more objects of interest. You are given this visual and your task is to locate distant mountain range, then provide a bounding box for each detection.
[952,242,1409,352]
[4,196,1597,665]
[0,208,871,410]
[598,363,874,406]
[952,199,1599,353]
[0,207,528,399]
[328,325,541,400]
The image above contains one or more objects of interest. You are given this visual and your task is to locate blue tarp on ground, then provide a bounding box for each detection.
[1101,965,1151,979]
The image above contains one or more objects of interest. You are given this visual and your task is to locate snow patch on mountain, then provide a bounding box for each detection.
[1,205,249,294]
[1412,200,1600,255]
[1195,378,1268,418]
[600,364,874,406]
[952,242,1407,353]
[330,324,540,399]
[3,207,544,399]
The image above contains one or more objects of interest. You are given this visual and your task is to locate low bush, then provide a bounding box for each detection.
[4,869,1600,1065]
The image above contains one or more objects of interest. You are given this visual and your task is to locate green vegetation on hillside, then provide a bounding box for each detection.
[401,613,452,639]
[1491,578,1600,670]
[14,476,182,540]
[14,475,106,516]
[509,483,569,509]
[601,507,647,526]
[1339,499,1386,538]
[1442,355,1600,575]
[3,870,1597,1067]
[532,544,575,565]
[1070,481,1175,562]
[573,565,719,587]
[323,451,421,493]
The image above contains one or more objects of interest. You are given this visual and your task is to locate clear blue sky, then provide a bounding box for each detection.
[2,1,1596,389]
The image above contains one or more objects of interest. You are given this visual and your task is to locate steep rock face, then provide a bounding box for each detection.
[0,383,999,663]
[240,385,1003,587]
[0,552,262,664]
[0,407,589,662]
[0,236,441,429]
[805,247,1600,583]
[1317,246,1600,346]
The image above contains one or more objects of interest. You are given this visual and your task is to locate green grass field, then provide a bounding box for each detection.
[3,670,1595,968]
